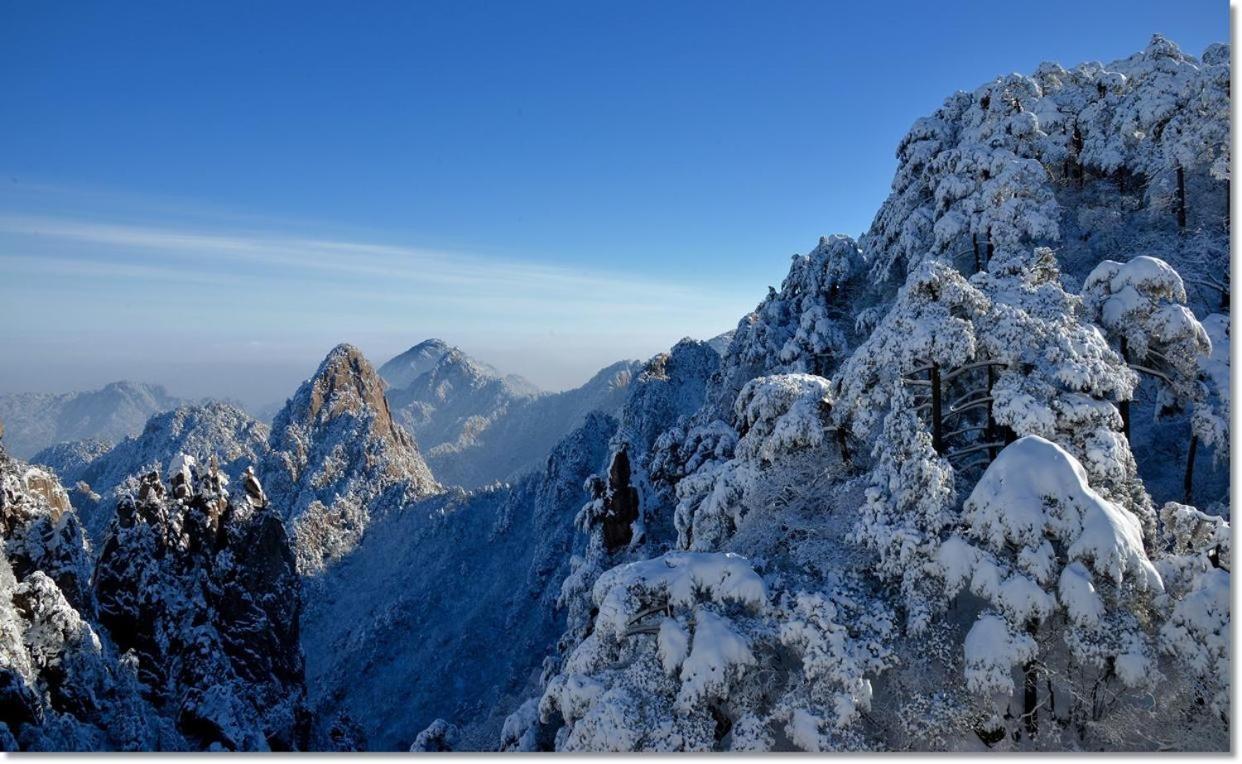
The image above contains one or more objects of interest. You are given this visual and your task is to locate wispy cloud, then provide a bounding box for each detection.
[0,213,740,312]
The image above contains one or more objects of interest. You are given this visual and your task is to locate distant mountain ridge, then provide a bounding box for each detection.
[0,381,181,458]
[378,340,637,488]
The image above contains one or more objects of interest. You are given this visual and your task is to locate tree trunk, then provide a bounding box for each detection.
[986,364,999,461]
[1184,433,1198,505]
[986,229,995,266]
[1072,125,1084,189]
[1023,658,1039,738]
[972,233,982,273]
[1118,338,1131,440]
[1176,165,1187,229]
[930,363,944,453]
[836,428,852,467]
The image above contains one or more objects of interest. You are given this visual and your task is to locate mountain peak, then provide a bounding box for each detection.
[303,344,392,424]
[264,344,439,574]
[378,339,454,390]
[379,340,540,398]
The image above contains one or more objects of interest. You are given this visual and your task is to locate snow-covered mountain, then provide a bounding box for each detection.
[32,402,272,544]
[418,359,642,488]
[385,345,540,469]
[380,339,539,396]
[0,439,309,750]
[378,339,453,390]
[379,340,636,489]
[0,34,1231,753]
[0,381,181,459]
[510,35,1231,753]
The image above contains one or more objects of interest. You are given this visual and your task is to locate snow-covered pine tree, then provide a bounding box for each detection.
[1081,255,1212,503]
[712,235,865,418]
[935,436,1164,745]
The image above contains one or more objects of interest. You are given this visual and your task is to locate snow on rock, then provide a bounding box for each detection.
[0,443,179,751]
[40,402,272,544]
[409,718,459,752]
[94,458,309,750]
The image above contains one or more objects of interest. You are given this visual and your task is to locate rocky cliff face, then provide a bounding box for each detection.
[35,402,271,544]
[93,456,309,750]
[0,443,179,751]
[262,344,439,574]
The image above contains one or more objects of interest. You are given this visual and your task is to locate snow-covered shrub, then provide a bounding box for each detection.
[1154,502,1229,720]
[712,236,865,416]
[540,552,893,751]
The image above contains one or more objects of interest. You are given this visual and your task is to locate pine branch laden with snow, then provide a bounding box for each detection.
[852,387,956,635]
[1153,502,1230,720]
[1082,256,1210,408]
[832,260,988,446]
[1191,313,1230,456]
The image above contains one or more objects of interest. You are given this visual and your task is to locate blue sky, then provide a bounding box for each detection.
[0,0,1227,406]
